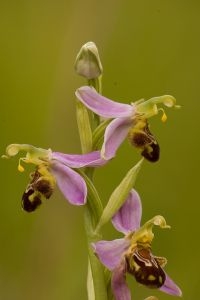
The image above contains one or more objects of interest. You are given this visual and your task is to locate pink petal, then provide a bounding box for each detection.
[160,273,182,297]
[111,260,131,300]
[52,150,107,168]
[50,161,87,205]
[76,86,134,118]
[112,189,142,234]
[92,238,130,271]
[101,117,132,159]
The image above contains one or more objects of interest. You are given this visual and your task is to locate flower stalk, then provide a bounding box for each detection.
[75,42,108,300]
[2,41,182,300]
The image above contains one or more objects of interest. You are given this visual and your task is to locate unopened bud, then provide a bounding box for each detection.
[75,41,103,79]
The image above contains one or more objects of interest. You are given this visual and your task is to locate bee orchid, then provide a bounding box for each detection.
[3,144,107,211]
[92,189,182,300]
[75,86,178,162]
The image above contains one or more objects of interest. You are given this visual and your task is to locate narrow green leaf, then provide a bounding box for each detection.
[95,158,144,232]
[87,260,95,300]
[76,100,93,153]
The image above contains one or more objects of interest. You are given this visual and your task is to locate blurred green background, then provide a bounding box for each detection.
[0,0,199,299]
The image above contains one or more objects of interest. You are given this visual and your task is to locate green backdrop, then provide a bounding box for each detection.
[1,1,199,299]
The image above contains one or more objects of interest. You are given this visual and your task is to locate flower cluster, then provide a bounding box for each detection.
[2,41,182,299]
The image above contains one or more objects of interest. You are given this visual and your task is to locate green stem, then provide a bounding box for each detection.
[87,243,108,300]
[77,167,108,300]
[76,100,93,153]
[92,119,111,150]
[88,76,102,94]
[77,72,107,299]
[78,169,103,227]
[88,76,102,128]
[84,206,108,300]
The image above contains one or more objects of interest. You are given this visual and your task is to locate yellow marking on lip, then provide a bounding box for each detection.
[148,274,156,281]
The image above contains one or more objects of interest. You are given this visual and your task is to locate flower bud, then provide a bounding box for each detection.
[75,41,103,79]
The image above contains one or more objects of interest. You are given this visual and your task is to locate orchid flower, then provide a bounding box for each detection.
[75,86,178,162]
[93,189,182,300]
[2,144,106,211]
